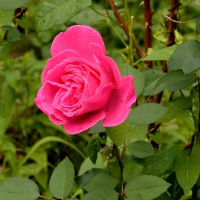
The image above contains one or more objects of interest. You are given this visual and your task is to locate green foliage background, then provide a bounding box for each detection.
[1,0,200,199]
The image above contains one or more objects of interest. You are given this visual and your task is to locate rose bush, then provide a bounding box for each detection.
[34,25,136,134]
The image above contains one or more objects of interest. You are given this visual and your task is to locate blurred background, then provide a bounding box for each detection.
[0,0,199,198]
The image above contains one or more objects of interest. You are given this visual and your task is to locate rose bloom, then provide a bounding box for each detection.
[34,25,136,134]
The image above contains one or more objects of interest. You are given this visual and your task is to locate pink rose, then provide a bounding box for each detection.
[34,25,136,134]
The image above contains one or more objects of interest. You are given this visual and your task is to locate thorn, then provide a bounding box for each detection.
[139,1,144,6]
[145,22,149,29]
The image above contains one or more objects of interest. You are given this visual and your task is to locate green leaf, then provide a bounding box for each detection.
[1,26,21,41]
[168,40,200,74]
[174,148,199,195]
[166,172,184,199]
[0,177,39,200]
[126,125,148,144]
[36,0,91,31]
[129,103,168,125]
[49,157,74,199]
[106,120,129,146]
[120,64,145,96]
[196,17,200,36]
[123,159,144,182]
[108,157,121,180]
[142,151,177,176]
[81,187,118,200]
[29,148,48,169]
[18,163,43,176]
[154,192,172,200]
[142,69,164,96]
[15,17,33,29]
[0,0,30,10]
[87,137,104,164]
[124,175,170,200]
[0,83,14,136]
[0,42,10,61]
[34,171,48,190]
[5,70,20,91]
[75,168,104,189]
[89,121,105,133]
[78,153,104,176]
[128,141,154,158]
[191,145,200,173]
[83,172,118,191]
[126,194,143,200]
[143,45,177,61]
[0,10,14,26]
[158,98,192,123]
[70,6,105,25]
[154,70,196,92]
[149,132,163,144]
[0,116,11,137]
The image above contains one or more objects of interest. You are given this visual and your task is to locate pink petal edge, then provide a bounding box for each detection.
[102,76,136,126]
[42,50,81,83]
[63,109,106,135]
[51,25,106,64]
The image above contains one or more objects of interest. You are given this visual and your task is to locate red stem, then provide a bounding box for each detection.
[108,0,145,58]
[143,0,153,68]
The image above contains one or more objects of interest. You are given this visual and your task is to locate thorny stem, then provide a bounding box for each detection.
[143,0,154,68]
[143,0,154,103]
[113,144,125,199]
[154,1,180,102]
[107,0,144,58]
[148,0,180,148]
[166,0,180,47]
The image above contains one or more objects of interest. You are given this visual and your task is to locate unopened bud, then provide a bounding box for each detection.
[174,30,185,44]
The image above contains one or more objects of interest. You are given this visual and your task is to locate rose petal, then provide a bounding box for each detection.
[41,81,60,114]
[49,114,64,125]
[102,76,136,126]
[90,43,121,89]
[35,88,64,125]
[78,83,115,115]
[63,109,105,134]
[34,88,49,116]
[42,50,81,83]
[51,25,106,64]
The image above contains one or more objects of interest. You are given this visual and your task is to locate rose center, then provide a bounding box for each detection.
[53,64,88,117]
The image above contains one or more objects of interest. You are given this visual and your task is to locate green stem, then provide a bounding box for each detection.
[114,144,123,180]
[38,195,56,200]
[107,21,128,47]
[132,53,147,66]
[89,6,107,16]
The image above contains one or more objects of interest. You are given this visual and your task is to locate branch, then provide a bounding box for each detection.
[108,0,145,58]
[148,0,181,148]
[163,14,196,24]
[143,0,154,68]
[166,0,181,47]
